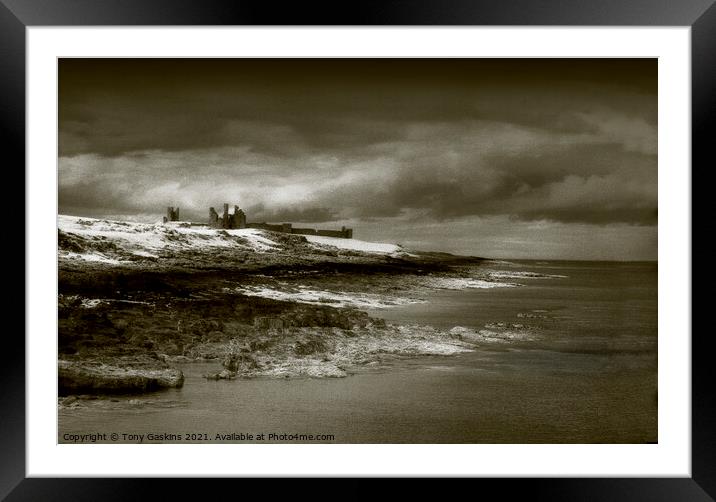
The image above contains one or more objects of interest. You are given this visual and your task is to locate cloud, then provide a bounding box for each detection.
[310,124,657,225]
[59,114,657,227]
[247,205,339,223]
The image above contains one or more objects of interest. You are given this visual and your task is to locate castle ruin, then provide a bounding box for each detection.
[163,201,353,238]
[209,203,247,229]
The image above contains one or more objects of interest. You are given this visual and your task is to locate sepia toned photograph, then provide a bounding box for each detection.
[57,58,657,444]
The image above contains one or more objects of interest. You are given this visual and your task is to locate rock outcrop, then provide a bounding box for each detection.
[58,360,184,395]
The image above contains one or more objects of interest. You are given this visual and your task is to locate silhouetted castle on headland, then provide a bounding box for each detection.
[163,202,352,239]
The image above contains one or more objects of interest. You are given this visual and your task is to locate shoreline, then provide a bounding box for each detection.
[57,261,573,397]
[56,214,575,399]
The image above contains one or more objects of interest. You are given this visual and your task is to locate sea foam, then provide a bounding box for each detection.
[425,277,521,290]
[487,270,568,280]
[230,285,426,309]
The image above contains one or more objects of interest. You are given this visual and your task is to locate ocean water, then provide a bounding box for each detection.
[58,260,657,444]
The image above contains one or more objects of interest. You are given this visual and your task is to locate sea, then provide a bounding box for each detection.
[58,260,657,444]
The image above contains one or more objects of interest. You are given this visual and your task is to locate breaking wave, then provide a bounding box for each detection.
[230,285,426,309]
[424,277,521,289]
[486,270,568,280]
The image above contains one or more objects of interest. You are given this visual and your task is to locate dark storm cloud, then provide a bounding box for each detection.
[59,58,657,231]
[59,59,656,155]
[363,143,657,224]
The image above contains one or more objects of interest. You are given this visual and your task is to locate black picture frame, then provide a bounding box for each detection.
[5,0,710,498]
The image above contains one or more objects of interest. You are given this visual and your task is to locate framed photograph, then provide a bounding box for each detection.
[7,0,709,497]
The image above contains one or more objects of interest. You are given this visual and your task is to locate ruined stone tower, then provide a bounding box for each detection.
[234,206,247,229]
[164,206,180,223]
[209,207,219,226]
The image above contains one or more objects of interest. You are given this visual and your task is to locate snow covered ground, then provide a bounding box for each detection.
[304,234,401,254]
[58,215,285,263]
[58,215,403,264]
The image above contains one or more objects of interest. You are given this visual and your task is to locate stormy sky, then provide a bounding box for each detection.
[58,59,657,260]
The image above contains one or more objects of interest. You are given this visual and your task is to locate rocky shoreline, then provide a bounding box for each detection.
[57,217,490,398]
[57,285,484,396]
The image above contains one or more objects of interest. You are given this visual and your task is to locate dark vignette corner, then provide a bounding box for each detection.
[692,0,716,499]
[0,1,26,501]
